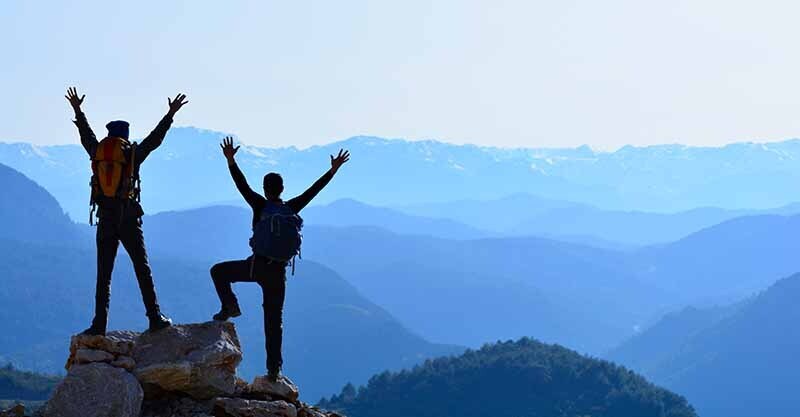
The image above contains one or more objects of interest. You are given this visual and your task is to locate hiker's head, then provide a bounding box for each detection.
[106,120,130,140]
[263,172,284,199]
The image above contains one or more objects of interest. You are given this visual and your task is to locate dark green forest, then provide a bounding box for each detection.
[319,338,697,417]
[0,363,59,401]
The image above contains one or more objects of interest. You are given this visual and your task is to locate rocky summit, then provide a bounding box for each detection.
[37,321,342,417]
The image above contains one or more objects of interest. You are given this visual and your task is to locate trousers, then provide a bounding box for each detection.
[211,256,287,373]
[92,211,161,329]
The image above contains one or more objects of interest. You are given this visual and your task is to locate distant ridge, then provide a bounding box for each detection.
[608,272,800,417]
[5,132,800,220]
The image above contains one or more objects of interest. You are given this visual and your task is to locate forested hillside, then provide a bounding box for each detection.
[320,338,697,417]
[0,363,58,402]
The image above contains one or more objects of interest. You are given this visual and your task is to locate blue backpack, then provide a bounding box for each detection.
[250,202,303,267]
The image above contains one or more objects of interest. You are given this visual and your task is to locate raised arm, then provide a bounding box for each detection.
[65,87,97,157]
[287,149,350,213]
[221,136,265,209]
[137,93,189,161]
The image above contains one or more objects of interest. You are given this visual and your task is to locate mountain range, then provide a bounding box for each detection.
[400,194,800,246]
[5,131,800,223]
[7,155,800,359]
[5,130,800,414]
[142,202,800,354]
[141,205,665,353]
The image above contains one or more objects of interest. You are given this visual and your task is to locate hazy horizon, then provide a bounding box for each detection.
[5,126,800,153]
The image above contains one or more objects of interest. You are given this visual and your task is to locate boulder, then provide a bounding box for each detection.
[41,363,143,417]
[247,375,300,402]
[132,321,242,399]
[70,331,136,355]
[65,331,136,370]
[74,348,114,364]
[43,322,342,417]
[214,398,297,417]
[110,355,136,371]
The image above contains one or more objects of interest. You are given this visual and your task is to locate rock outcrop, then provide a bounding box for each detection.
[40,321,341,417]
[132,321,243,399]
[247,375,300,402]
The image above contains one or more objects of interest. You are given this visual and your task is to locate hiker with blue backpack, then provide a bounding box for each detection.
[211,136,350,381]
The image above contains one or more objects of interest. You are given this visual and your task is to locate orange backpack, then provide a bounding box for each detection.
[89,137,140,223]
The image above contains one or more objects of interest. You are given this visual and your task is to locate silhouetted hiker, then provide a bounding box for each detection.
[65,87,189,336]
[211,136,350,380]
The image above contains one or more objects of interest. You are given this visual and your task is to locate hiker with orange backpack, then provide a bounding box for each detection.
[211,136,350,381]
[65,87,189,336]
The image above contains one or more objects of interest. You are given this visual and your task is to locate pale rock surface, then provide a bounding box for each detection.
[110,355,136,371]
[132,321,242,399]
[74,348,114,364]
[247,375,300,402]
[65,331,136,370]
[42,363,143,417]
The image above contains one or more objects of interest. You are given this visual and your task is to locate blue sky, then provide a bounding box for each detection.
[3,0,800,149]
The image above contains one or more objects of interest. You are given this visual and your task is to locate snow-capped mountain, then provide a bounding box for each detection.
[2,128,800,221]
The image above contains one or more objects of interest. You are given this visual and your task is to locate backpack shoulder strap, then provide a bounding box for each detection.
[130,142,141,202]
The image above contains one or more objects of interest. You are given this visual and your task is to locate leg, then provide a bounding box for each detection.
[261,263,287,376]
[210,258,259,319]
[119,216,161,319]
[88,218,120,333]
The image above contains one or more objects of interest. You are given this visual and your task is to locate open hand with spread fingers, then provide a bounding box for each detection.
[65,87,85,112]
[330,149,350,174]
[220,136,240,164]
[167,93,189,117]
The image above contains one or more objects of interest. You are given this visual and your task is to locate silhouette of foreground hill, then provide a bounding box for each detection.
[319,338,697,417]
[610,273,800,417]
[0,363,58,402]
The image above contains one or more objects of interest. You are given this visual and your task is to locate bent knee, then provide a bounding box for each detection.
[210,264,223,279]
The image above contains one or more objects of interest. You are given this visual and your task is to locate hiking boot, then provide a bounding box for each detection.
[148,313,173,332]
[267,367,281,382]
[212,304,242,321]
[80,325,106,336]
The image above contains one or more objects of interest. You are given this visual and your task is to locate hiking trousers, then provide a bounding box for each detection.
[210,256,287,374]
[92,212,162,330]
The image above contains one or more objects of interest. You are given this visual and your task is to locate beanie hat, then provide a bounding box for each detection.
[106,120,130,139]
